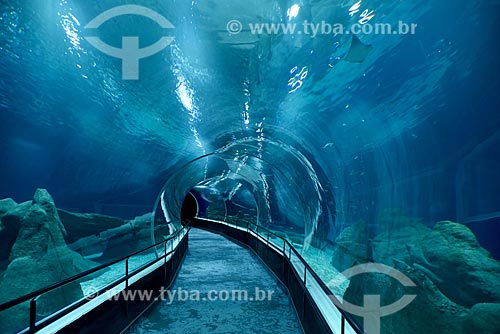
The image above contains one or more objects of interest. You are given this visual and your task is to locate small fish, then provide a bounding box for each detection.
[322,143,335,149]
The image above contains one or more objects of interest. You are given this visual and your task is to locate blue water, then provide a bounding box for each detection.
[1,1,500,333]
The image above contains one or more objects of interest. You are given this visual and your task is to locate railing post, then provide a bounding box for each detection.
[125,258,129,289]
[164,241,167,281]
[29,296,39,331]
[282,242,286,277]
[171,239,174,276]
[302,268,307,318]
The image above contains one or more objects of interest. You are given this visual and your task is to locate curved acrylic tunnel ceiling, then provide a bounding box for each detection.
[153,136,337,248]
[2,3,500,334]
[0,1,499,250]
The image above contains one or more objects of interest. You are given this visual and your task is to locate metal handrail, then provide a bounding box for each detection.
[0,223,190,329]
[201,215,363,334]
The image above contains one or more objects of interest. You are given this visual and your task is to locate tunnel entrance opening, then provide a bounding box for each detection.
[180,191,199,226]
[189,183,259,229]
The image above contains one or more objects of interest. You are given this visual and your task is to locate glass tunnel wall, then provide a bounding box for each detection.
[1,0,500,334]
[154,137,336,249]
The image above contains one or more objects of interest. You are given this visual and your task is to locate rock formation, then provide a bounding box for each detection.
[102,212,172,260]
[330,220,370,272]
[420,221,500,307]
[0,198,17,217]
[343,264,468,334]
[0,189,97,333]
[58,209,127,243]
[332,216,500,334]
[0,198,19,269]
[462,303,500,334]
[67,212,155,261]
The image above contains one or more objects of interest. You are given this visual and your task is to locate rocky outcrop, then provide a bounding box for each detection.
[420,221,500,307]
[1,201,31,231]
[343,264,468,334]
[0,198,17,217]
[0,189,97,333]
[371,222,432,266]
[334,218,500,334]
[330,221,370,272]
[101,213,170,261]
[2,192,156,266]
[68,212,153,260]
[33,189,67,237]
[58,209,127,243]
[9,193,65,261]
[0,255,89,332]
[0,198,21,267]
[0,190,162,332]
[462,303,500,334]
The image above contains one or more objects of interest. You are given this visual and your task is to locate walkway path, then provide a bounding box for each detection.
[128,228,303,334]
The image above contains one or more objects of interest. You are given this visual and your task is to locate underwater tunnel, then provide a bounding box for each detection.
[0,0,500,333]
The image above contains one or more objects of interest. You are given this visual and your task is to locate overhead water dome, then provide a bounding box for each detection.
[1,0,499,333]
